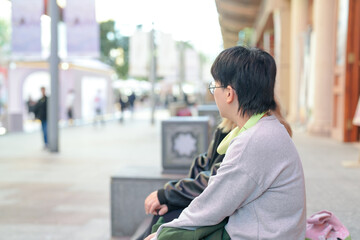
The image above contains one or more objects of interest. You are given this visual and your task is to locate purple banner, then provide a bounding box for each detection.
[64,0,99,57]
[11,0,43,55]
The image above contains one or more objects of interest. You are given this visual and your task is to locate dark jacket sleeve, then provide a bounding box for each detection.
[157,128,228,209]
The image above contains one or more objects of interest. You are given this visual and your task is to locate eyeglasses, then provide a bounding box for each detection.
[208,81,224,95]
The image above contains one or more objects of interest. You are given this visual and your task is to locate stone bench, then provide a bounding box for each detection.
[110,167,186,238]
[161,116,210,174]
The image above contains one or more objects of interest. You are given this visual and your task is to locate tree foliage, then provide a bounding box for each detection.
[238,28,254,47]
[100,20,129,79]
[0,19,10,54]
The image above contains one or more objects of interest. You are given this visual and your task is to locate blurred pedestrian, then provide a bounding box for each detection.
[33,87,48,149]
[66,89,75,126]
[183,92,189,105]
[93,90,105,126]
[118,92,127,123]
[128,91,136,114]
[26,96,36,120]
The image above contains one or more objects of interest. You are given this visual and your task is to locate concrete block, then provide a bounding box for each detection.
[110,167,185,237]
[161,116,209,174]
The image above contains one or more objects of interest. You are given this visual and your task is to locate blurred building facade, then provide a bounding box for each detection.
[129,29,205,105]
[2,0,114,132]
[215,0,360,142]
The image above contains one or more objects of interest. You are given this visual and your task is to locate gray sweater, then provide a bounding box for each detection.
[153,115,306,240]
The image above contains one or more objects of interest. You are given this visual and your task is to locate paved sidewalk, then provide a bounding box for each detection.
[0,109,167,240]
[0,109,359,239]
[295,130,360,238]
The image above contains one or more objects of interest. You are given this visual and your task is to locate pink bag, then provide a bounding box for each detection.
[305,210,351,240]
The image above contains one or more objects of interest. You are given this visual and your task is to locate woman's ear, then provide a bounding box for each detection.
[226,86,235,104]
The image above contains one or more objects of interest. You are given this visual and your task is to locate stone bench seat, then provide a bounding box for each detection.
[111,166,186,238]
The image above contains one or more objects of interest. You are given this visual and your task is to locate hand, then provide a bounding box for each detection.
[144,232,156,240]
[144,191,169,215]
[157,204,169,216]
[144,191,161,215]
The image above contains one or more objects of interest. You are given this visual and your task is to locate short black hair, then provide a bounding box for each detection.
[211,46,277,116]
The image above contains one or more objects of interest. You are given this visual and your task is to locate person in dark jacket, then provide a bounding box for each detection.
[135,119,231,240]
[33,87,48,149]
[137,101,292,240]
[118,92,127,123]
[128,91,136,114]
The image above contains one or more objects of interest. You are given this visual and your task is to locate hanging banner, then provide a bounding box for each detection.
[157,32,177,77]
[11,0,43,55]
[185,49,200,82]
[64,0,99,57]
[129,31,151,77]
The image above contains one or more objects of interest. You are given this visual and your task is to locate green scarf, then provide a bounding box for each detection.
[217,112,266,155]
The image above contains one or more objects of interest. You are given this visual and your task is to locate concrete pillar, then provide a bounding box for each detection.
[273,0,291,116]
[7,68,24,132]
[263,30,272,54]
[288,0,308,123]
[7,67,35,132]
[308,0,336,136]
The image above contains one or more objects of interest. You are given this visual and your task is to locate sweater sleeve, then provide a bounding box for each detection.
[154,140,265,237]
[157,152,210,207]
[157,154,224,209]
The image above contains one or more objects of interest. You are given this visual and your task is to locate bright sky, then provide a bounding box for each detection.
[0,0,224,57]
[95,0,224,57]
[0,0,10,19]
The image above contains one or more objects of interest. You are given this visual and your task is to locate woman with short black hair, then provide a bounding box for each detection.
[146,46,306,240]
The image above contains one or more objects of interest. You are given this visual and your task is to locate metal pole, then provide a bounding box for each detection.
[179,41,185,101]
[48,0,59,152]
[150,25,156,125]
[198,53,205,104]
